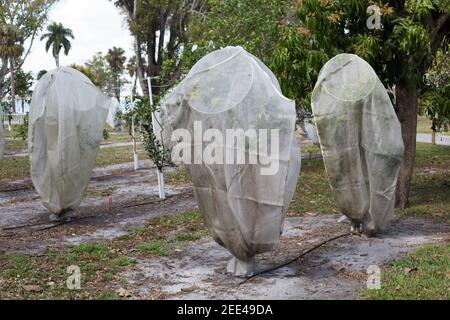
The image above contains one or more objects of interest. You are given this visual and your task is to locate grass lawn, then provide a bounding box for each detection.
[288,142,450,222]
[0,145,147,180]
[0,209,206,300]
[417,116,449,136]
[361,245,450,300]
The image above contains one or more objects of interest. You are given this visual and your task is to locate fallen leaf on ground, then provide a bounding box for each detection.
[181,285,198,293]
[403,267,418,274]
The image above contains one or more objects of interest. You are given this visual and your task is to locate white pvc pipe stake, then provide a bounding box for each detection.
[131,115,139,170]
[147,77,166,200]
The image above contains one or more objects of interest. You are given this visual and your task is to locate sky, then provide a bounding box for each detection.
[23,0,134,75]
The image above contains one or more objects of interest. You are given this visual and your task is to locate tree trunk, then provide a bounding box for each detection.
[132,74,137,99]
[431,118,437,145]
[135,40,149,97]
[55,54,60,68]
[395,84,419,209]
[9,59,16,113]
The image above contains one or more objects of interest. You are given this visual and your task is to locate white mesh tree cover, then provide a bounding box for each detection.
[312,54,404,234]
[106,98,120,129]
[159,46,301,276]
[0,108,4,159]
[29,67,112,216]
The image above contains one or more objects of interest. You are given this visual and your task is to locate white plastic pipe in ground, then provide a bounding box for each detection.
[131,115,139,170]
[147,77,166,200]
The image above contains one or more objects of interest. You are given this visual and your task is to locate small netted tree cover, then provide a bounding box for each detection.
[312,54,404,234]
[159,47,301,276]
[29,67,112,216]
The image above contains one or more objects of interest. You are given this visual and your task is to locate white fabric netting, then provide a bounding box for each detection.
[29,67,112,214]
[159,46,301,275]
[312,54,404,234]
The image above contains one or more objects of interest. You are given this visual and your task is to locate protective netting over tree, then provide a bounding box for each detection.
[0,108,4,160]
[29,67,112,215]
[107,98,120,129]
[159,46,301,276]
[312,54,404,234]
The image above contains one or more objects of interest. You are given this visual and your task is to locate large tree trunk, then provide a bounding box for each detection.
[55,54,60,68]
[9,59,16,113]
[395,84,419,209]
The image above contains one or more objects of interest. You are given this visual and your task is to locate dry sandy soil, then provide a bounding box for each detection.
[0,161,448,300]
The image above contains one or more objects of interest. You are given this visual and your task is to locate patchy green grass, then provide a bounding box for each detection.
[4,139,28,153]
[0,246,120,300]
[398,172,450,222]
[361,245,450,300]
[102,131,136,145]
[130,209,208,257]
[302,144,321,155]
[166,167,191,185]
[112,257,137,267]
[137,241,170,256]
[94,145,147,168]
[415,143,450,170]
[0,157,30,180]
[289,159,338,216]
[0,209,207,300]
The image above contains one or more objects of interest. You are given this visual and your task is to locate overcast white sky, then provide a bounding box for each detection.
[23,0,134,75]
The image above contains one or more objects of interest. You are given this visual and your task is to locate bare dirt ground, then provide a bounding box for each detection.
[0,161,196,254]
[121,215,449,300]
[0,161,449,300]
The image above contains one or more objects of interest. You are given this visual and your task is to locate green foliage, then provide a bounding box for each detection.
[106,47,127,100]
[69,63,101,87]
[124,95,171,171]
[14,111,28,141]
[85,52,114,94]
[271,0,448,112]
[421,46,450,133]
[14,68,33,100]
[185,0,289,68]
[36,69,47,80]
[103,128,110,140]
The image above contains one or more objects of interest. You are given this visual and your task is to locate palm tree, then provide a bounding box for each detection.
[0,25,24,113]
[106,47,126,101]
[127,56,137,100]
[40,22,74,67]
